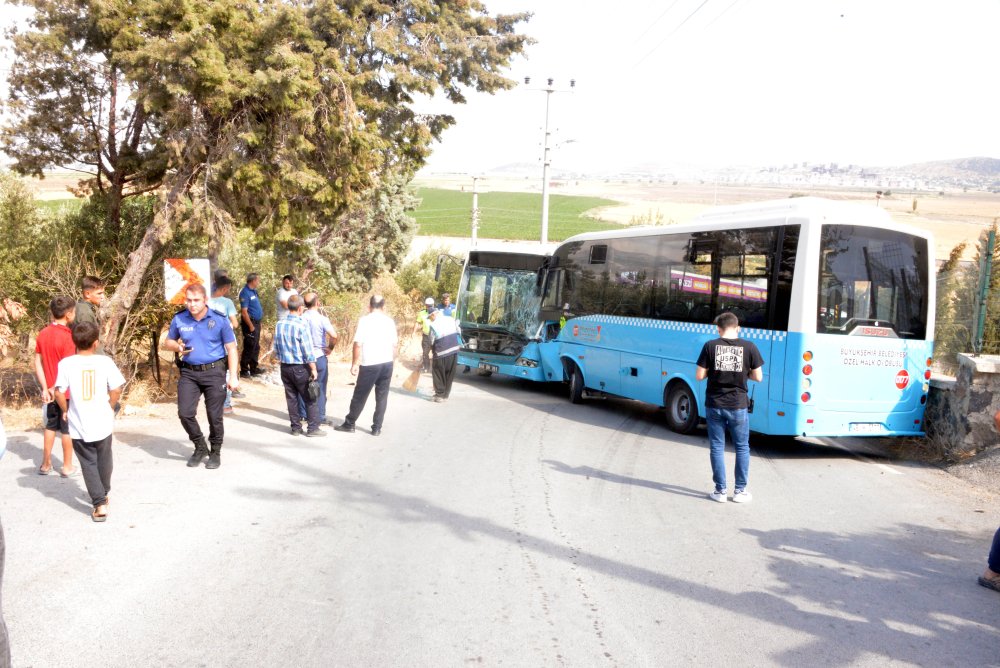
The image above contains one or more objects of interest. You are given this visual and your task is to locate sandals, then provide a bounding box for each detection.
[978,575,1000,593]
[91,504,109,523]
[59,467,76,478]
[38,465,53,475]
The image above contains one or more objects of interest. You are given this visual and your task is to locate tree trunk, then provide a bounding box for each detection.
[102,166,199,354]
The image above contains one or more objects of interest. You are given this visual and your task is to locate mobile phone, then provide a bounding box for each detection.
[181,347,194,355]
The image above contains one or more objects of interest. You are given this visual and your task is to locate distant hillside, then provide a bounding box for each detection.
[895,156,1000,179]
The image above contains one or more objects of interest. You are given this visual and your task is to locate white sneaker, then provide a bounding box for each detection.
[708,489,727,503]
[732,489,752,503]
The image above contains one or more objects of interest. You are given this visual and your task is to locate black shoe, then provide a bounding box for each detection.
[206,452,221,469]
[306,429,327,437]
[371,427,382,436]
[334,423,355,433]
[187,439,209,467]
[250,368,266,376]
[240,371,252,380]
[290,428,304,436]
[187,451,208,467]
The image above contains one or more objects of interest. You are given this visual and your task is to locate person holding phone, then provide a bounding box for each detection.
[164,283,240,469]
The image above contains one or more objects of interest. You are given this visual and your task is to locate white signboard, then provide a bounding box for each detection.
[163,258,210,305]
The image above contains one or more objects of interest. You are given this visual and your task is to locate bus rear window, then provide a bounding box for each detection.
[818,225,928,339]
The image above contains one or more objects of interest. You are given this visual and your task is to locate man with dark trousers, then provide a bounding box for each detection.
[335,295,398,436]
[238,273,264,377]
[273,294,323,436]
[164,284,240,469]
[427,307,461,402]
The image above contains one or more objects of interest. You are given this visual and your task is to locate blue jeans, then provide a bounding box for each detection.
[707,406,750,492]
[989,526,1000,572]
[297,355,328,422]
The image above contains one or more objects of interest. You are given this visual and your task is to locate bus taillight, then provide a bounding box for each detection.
[924,370,931,380]
[926,357,933,367]
[802,364,813,376]
[803,351,813,361]
[801,392,811,402]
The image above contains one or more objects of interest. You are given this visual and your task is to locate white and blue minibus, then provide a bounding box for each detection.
[456,197,934,437]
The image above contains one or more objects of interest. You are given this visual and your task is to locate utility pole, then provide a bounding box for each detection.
[525,76,575,245]
[471,175,480,248]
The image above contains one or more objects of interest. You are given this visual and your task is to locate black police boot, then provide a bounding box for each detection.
[206,442,222,470]
[187,438,209,467]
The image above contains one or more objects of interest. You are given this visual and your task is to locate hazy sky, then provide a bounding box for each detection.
[416,0,1000,174]
[3,1,997,176]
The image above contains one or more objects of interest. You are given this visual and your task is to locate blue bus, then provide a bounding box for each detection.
[456,197,934,437]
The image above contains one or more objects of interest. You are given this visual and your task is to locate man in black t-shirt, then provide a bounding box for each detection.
[696,312,764,504]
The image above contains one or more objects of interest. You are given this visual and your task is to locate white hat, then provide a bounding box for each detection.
[424,297,434,305]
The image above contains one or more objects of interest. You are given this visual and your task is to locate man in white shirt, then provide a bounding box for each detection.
[334,295,397,436]
[276,274,298,321]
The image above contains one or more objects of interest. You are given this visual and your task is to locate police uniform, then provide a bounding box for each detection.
[167,307,236,462]
[239,283,264,375]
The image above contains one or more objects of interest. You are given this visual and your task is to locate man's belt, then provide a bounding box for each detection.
[178,358,226,371]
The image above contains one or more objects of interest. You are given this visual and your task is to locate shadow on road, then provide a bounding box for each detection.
[457,373,908,464]
[541,459,706,499]
[115,430,189,462]
[6,435,93,515]
[230,442,998,665]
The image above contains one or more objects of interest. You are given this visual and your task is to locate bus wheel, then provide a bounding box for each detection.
[665,384,698,434]
[568,364,585,404]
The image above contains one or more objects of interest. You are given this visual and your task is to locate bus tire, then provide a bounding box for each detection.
[665,383,699,434]
[568,364,585,404]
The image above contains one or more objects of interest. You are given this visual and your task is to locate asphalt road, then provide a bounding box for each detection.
[1,367,998,667]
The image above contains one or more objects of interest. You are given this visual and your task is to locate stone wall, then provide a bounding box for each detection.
[924,354,1000,461]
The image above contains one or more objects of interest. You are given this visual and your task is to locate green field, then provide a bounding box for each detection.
[35,198,83,215]
[413,187,621,241]
[33,188,623,242]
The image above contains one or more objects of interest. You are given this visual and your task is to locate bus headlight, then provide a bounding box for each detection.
[515,358,538,368]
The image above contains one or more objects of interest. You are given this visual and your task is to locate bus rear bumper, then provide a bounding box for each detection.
[765,402,927,438]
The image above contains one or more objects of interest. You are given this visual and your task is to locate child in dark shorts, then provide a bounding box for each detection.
[32,296,77,476]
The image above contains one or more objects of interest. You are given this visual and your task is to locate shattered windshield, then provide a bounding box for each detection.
[458,267,542,339]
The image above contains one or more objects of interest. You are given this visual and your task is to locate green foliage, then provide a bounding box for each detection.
[396,245,462,306]
[412,188,619,241]
[56,195,159,274]
[2,0,167,216]
[934,223,1000,372]
[303,169,419,293]
[0,172,55,325]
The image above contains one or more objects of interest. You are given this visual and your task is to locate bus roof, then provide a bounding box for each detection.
[561,197,933,245]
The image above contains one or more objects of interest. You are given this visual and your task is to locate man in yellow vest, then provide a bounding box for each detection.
[414,297,434,372]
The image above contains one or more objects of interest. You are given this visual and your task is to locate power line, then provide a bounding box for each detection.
[633,0,713,69]
[634,0,683,45]
[703,0,746,30]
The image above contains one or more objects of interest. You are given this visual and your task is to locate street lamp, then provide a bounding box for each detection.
[525,76,575,245]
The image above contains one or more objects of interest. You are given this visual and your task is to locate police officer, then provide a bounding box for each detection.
[164,284,240,469]
[239,273,265,377]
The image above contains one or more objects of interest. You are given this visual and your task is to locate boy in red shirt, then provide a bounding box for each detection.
[33,296,77,476]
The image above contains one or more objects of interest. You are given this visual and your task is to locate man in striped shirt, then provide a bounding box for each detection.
[272,294,323,436]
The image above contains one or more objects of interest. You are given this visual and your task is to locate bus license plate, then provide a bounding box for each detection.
[479,362,499,373]
[849,423,885,433]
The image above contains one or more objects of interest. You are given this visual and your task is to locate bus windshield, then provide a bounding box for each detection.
[818,225,929,339]
[459,267,541,339]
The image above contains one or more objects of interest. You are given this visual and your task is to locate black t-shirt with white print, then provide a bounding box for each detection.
[696,337,764,409]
